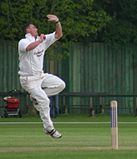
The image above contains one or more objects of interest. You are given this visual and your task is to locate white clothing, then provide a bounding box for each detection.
[18,32,57,76]
[20,73,65,131]
[18,33,65,131]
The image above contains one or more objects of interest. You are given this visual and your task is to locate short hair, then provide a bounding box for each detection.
[23,22,33,33]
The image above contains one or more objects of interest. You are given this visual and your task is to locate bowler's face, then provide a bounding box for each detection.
[26,24,38,36]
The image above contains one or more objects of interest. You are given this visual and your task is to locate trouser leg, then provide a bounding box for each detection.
[20,76,54,131]
[41,74,65,96]
[29,87,54,131]
[19,74,65,131]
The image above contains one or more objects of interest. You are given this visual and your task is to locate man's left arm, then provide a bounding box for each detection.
[47,14,63,40]
[55,21,63,39]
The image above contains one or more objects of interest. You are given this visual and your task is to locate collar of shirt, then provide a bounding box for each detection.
[25,33,36,42]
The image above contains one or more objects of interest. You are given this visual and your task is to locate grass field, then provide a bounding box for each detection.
[0,114,137,159]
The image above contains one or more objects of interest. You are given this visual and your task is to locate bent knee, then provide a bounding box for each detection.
[60,81,66,91]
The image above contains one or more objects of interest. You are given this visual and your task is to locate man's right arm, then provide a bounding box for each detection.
[26,34,45,51]
[26,40,42,51]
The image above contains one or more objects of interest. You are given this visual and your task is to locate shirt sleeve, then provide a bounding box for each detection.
[18,39,31,52]
[44,32,57,49]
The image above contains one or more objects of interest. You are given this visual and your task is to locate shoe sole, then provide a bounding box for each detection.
[45,129,62,139]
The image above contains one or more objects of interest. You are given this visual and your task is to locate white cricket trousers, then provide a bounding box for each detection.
[20,73,65,131]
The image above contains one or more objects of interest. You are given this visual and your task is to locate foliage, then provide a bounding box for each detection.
[1,0,137,46]
[94,0,137,44]
[4,0,137,58]
[0,0,111,59]
[0,0,111,41]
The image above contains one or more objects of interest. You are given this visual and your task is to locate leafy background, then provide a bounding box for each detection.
[0,0,137,59]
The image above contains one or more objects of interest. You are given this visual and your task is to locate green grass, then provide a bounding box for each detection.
[0,113,137,122]
[0,114,137,159]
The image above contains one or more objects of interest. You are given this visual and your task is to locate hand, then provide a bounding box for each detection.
[39,34,46,42]
[47,14,59,23]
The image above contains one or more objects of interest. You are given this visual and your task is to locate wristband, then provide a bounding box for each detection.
[56,20,60,24]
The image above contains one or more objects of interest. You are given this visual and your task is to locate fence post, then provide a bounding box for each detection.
[99,97,104,114]
[135,97,137,116]
[89,97,95,116]
[62,96,68,114]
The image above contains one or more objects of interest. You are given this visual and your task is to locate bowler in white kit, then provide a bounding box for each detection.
[18,14,65,138]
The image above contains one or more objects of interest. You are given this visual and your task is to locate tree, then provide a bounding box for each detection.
[94,0,137,44]
[0,0,111,42]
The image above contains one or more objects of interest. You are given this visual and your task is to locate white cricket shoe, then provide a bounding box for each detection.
[45,129,62,139]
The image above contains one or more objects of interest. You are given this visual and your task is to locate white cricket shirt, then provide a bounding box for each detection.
[18,32,57,76]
